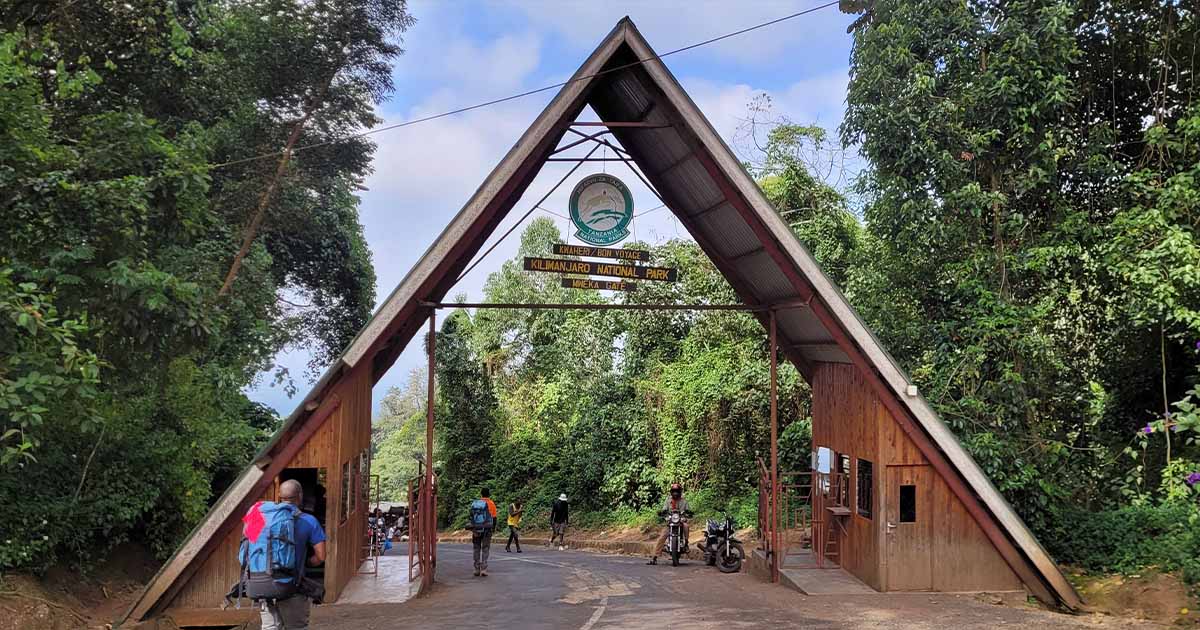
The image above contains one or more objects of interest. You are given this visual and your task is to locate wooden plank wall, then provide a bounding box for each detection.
[811,361,1022,593]
[325,362,373,602]
[928,470,1023,591]
[169,487,273,609]
[165,362,375,613]
[811,363,884,590]
[290,410,337,468]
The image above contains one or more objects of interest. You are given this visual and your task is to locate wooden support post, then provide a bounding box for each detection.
[424,310,437,590]
[769,310,780,584]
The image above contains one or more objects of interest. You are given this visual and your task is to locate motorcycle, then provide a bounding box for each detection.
[698,510,744,573]
[659,509,693,566]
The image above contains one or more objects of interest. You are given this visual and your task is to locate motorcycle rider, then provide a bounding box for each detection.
[647,482,691,565]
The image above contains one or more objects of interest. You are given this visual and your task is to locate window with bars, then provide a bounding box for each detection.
[837,453,851,506]
[857,459,873,519]
[359,451,371,511]
[340,460,351,524]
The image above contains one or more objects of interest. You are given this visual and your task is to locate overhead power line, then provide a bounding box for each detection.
[210,1,842,170]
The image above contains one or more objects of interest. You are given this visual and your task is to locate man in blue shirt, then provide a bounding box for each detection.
[261,479,327,630]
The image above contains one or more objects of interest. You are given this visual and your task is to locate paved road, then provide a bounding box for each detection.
[312,543,1162,629]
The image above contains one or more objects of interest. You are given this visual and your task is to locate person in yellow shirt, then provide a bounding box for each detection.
[504,499,523,553]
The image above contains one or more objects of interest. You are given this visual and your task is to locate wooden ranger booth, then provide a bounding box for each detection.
[120,17,1080,628]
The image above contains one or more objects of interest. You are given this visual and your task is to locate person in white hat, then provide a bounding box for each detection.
[549,493,569,550]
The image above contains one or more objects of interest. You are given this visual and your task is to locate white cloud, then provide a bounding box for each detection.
[682,69,850,140]
[441,33,543,92]
[391,3,543,97]
[497,0,855,65]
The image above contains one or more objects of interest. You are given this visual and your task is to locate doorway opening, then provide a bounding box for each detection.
[278,467,329,586]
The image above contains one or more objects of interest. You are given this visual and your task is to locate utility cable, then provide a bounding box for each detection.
[454,143,602,282]
[634,203,667,218]
[209,1,842,171]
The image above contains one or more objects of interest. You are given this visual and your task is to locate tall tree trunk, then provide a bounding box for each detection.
[990,170,1008,299]
[217,72,337,297]
[1161,323,1171,464]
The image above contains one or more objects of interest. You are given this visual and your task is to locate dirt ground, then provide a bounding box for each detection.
[0,543,157,630]
[1069,568,1198,626]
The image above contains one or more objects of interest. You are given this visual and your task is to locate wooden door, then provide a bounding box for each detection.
[885,465,933,590]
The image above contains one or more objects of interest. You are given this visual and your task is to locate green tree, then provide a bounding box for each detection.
[0,272,101,465]
[0,0,411,570]
[839,0,1200,526]
[372,368,429,501]
[435,311,499,526]
[740,100,861,286]
[842,0,1105,525]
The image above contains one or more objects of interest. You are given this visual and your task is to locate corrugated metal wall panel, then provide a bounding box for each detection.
[659,159,721,210]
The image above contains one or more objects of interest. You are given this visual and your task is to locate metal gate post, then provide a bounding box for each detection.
[423,309,437,590]
[769,309,779,583]
[407,476,415,583]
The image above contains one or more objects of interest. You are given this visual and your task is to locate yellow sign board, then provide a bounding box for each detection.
[523,257,677,282]
[560,277,637,291]
[552,243,650,262]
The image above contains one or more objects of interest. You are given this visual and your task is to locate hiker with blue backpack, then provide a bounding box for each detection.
[227,479,327,630]
[468,487,498,576]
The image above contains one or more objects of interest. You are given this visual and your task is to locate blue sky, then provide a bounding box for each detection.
[248,1,857,415]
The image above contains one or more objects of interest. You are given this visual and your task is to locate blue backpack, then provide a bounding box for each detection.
[469,499,494,530]
[238,501,301,600]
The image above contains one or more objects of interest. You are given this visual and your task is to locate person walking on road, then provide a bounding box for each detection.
[550,493,569,550]
[505,499,523,553]
[468,487,498,576]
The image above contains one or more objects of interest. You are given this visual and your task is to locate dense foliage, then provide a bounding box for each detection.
[0,0,411,571]
[368,212,816,531]
[841,0,1200,569]
[371,368,428,501]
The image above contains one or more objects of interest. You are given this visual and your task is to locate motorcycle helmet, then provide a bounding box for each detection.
[669,482,683,499]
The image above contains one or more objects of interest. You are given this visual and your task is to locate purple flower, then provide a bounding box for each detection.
[1143,424,1154,434]
[1195,340,1200,350]
[1186,472,1200,487]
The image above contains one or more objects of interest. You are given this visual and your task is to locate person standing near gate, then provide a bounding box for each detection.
[505,499,523,553]
[237,479,326,630]
[468,487,498,576]
[550,493,569,550]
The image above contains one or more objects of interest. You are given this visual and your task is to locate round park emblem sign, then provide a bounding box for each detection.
[568,174,634,246]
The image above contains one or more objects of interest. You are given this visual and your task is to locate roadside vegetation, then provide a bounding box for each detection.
[0,0,412,572]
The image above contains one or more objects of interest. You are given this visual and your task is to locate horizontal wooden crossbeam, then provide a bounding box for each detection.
[419,301,810,312]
